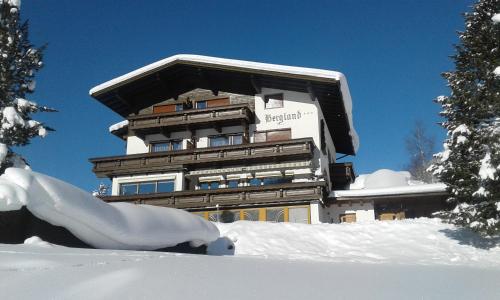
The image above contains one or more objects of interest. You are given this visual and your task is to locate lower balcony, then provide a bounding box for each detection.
[99,182,325,209]
[90,138,314,178]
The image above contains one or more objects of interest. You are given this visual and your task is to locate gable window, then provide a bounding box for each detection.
[196,100,207,109]
[119,180,175,195]
[153,103,184,113]
[264,93,283,109]
[254,129,291,143]
[151,140,182,152]
[175,104,184,112]
[209,133,243,147]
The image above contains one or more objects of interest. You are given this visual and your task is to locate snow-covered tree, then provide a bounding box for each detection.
[92,183,109,197]
[429,0,500,235]
[405,121,436,183]
[0,0,54,173]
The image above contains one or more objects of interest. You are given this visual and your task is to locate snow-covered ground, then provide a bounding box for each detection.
[1,219,500,299]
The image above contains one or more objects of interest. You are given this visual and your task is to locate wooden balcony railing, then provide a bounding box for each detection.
[99,182,325,209]
[90,138,314,178]
[128,104,253,134]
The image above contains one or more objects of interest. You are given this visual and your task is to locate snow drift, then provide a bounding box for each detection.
[0,168,219,250]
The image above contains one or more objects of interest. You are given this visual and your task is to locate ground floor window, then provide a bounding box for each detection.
[191,205,310,224]
[339,213,356,223]
[119,180,175,195]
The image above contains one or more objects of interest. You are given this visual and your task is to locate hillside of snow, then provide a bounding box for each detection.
[215,219,500,267]
[1,219,499,300]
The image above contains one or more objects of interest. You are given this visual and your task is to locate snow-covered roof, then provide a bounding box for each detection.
[90,54,348,96]
[330,169,447,198]
[89,54,359,154]
[109,120,129,133]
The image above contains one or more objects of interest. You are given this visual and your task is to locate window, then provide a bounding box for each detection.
[253,129,291,143]
[249,178,261,186]
[209,133,243,147]
[264,93,283,109]
[227,180,239,188]
[151,140,182,152]
[262,177,292,185]
[196,101,207,109]
[266,208,285,222]
[175,104,184,112]
[199,181,219,190]
[119,180,175,195]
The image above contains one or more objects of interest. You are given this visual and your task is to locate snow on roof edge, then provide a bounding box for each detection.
[89,54,344,96]
[330,183,447,198]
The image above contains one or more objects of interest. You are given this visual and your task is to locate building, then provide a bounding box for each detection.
[329,169,449,223]
[89,54,359,224]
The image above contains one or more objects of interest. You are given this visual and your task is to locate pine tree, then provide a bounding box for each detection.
[429,0,500,235]
[0,0,54,173]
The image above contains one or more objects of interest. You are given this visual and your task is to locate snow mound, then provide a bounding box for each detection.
[0,168,219,250]
[362,169,411,189]
[24,236,53,248]
[216,219,500,267]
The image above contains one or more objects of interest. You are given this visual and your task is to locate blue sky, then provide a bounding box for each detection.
[19,0,473,191]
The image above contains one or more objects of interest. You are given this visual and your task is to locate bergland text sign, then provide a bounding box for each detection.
[265,111,313,125]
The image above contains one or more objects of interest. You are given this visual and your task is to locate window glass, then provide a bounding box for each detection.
[120,184,137,195]
[249,178,261,186]
[152,142,169,152]
[209,182,219,190]
[264,94,283,109]
[209,136,229,147]
[262,177,291,185]
[208,212,221,222]
[138,182,156,194]
[171,140,182,151]
[196,101,207,109]
[266,208,285,222]
[231,134,243,145]
[157,181,175,193]
[220,210,239,223]
[227,180,239,188]
[242,209,259,221]
[175,104,184,112]
[199,182,209,190]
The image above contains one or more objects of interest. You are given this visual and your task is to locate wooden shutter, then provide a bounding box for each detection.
[207,98,230,108]
[153,104,176,113]
[266,129,291,142]
[254,132,267,143]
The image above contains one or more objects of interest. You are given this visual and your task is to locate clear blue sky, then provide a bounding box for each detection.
[18,0,473,192]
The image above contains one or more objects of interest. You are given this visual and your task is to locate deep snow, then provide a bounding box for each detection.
[1,219,499,299]
[0,168,219,250]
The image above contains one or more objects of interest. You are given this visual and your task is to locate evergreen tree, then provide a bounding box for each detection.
[0,0,54,173]
[405,120,436,183]
[429,0,500,235]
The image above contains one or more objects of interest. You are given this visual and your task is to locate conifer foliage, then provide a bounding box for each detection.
[0,0,54,173]
[429,0,500,235]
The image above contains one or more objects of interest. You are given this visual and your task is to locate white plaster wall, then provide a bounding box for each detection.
[322,201,375,223]
[111,172,184,196]
[309,201,321,224]
[126,136,148,154]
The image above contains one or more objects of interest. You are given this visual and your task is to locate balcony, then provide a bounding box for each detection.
[99,182,325,209]
[90,138,314,178]
[128,104,253,136]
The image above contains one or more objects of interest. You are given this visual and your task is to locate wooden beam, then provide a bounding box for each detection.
[250,75,261,94]
[197,68,219,96]
[307,82,317,102]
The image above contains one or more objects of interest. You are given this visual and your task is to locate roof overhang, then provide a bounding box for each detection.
[330,183,448,201]
[89,54,359,155]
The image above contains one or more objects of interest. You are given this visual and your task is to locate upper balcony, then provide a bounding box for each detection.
[128,103,253,137]
[90,137,314,178]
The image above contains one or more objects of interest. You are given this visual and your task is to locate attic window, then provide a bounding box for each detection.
[264,93,283,109]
